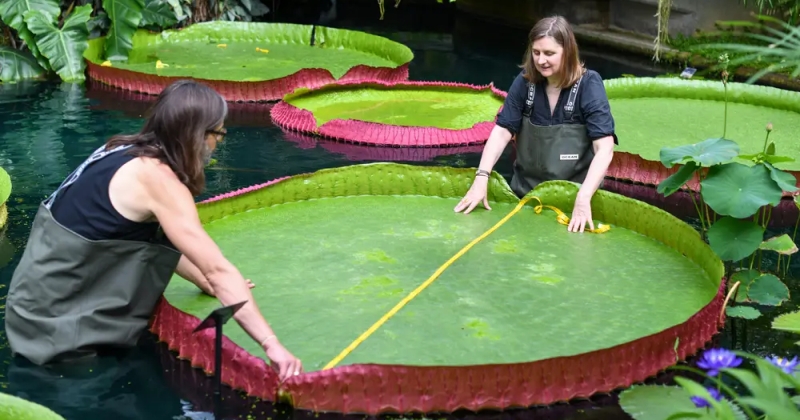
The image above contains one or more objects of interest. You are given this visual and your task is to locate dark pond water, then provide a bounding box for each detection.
[0,4,798,420]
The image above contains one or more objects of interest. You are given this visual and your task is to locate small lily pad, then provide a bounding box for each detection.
[731,269,761,303]
[659,138,740,168]
[759,234,798,255]
[707,217,764,262]
[748,274,789,306]
[772,309,800,334]
[726,305,762,319]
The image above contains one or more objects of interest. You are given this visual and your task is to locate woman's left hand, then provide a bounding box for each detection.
[568,197,595,233]
[245,278,256,289]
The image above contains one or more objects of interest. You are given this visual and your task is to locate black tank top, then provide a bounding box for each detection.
[50,151,161,242]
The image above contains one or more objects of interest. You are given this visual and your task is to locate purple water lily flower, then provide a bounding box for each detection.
[767,355,799,374]
[690,387,722,408]
[696,348,742,376]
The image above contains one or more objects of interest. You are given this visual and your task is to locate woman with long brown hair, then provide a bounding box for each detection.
[454,15,617,233]
[4,80,303,381]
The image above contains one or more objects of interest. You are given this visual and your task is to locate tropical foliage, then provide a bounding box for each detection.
[0,0,271,82]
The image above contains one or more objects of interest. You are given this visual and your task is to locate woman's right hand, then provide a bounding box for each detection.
[454,176,492,214]
[265,340,303,381]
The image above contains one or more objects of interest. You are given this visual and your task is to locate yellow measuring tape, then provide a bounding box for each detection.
[322,195,609,370]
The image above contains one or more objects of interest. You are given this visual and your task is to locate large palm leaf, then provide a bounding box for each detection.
[695,14,800,83]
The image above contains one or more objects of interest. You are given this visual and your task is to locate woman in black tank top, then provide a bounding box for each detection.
[5,80,303,381]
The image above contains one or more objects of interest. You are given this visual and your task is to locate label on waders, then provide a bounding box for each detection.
[560,154,579,160]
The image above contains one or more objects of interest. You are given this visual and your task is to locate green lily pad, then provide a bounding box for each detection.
[707,217,764,262]
[658,137,740,168]
[161,163,722,372]
[772,310,800,334]
[619,384,746,420]
[727,305,762,319]
[0,166,11,205]
[748,274,789,306]
[731,269,761,303]
[282,83,505,129]
[84,21,413,82]
[759,234,798,255]
[701,163,784,219]
[605,77,800,173]
[0,392,66,420]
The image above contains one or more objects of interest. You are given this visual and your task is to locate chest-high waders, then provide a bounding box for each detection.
[509,75,594,198]
[4,144,182,365]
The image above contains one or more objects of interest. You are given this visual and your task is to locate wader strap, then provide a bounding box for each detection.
[523,74,584,119]
[44,144,133,210]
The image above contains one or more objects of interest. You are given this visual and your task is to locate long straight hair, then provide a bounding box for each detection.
[520,15,585,88]
[105,80,228,196]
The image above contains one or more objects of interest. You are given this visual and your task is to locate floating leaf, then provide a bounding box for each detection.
[759,234,798,255]
[707,217,764,262]
[701,162,784,218]
[772,310,800,334]
[659,138,740,168]
[747,274,789,306]
[727,306,762,319]
[619,385,715,420]
[657,161,698,197]
[731,269,761,303]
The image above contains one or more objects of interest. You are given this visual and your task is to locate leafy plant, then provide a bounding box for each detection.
[619,348,800,420]
[655,56,799,320]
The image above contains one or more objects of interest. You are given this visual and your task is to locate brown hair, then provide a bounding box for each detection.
[520,15,585,88]
[105,80,228,196]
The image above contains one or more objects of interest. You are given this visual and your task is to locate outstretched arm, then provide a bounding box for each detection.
[175,255,255,296]
[576,136,615,202]
[139,160,302,380]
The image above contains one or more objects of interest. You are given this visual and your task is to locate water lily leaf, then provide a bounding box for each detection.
[707,217,764,262]
[657,161,698,197]
[659,138,740,168]
[0,392,66,419]
[731,269,761,303]
[726,305,762,319]
[747,274,789,306]
[23,5,92,82]
[103,0,145,61]
[772,310,800,334]
[619,385,714,420]
[764,162,799,192]
[0,47,46,82]
[700,162,784,218]
[759,234,798,255]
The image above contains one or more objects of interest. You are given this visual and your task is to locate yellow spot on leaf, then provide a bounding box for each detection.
[256,47,269,53]
[156,60,169,69]
[101,60,112,67]
[217,44,227,48]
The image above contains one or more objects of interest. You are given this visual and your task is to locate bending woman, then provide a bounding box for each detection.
[4,80,303,380]
[454,15,617,233]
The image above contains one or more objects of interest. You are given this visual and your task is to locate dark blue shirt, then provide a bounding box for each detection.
[495,69,618,144]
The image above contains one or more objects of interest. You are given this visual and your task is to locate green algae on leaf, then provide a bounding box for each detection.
[283,83,505,129]
[162,163,722,372]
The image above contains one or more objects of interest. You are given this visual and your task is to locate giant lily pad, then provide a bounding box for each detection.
[151,163,725,414]
[0,392,66,420]
[604,77,800,192]
[83,21,414,101]
[271,81,507,146]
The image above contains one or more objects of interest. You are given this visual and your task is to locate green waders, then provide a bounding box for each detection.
[509,75,595,198]
[4,144,182,365]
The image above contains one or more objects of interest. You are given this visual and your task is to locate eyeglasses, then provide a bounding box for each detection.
[207,128,227,141]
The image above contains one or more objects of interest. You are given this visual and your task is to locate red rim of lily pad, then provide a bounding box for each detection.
[147,170,728,415]
[282,129,486,161]
[270,80,507,147]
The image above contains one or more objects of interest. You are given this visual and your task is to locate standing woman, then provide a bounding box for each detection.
[4,80,303,381]
[454,15,617,233]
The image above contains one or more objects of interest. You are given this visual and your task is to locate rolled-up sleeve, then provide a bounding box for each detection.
[581,71,618,144]
[495,72,527,135]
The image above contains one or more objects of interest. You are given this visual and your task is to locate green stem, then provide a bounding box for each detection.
[723,83,728,138]
[688,188,706,235]
[762,129,771,153]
